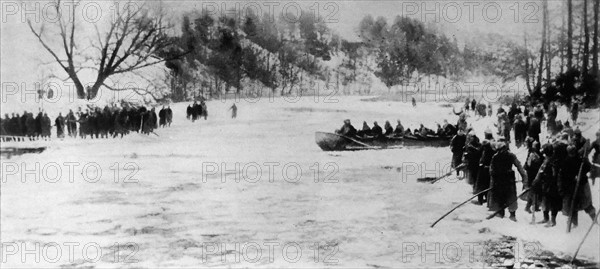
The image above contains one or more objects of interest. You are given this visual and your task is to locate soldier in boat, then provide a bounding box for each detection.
[436,124,444,136]
[442,119,457,136]
[357,121,371,138]
[335,119,357,137]
[371,121,383,138]
[384,121,394,136]
[393,120,404,137]
[417,124,433,137]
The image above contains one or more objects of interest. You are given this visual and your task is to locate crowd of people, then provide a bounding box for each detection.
[334,99,597,229]
[0,105,174,141]
[186,101,208,122]
[462,98,494,118]
[450,101,598,229]
[336,118,460,139]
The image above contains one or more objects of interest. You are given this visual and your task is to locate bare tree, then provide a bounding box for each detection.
[583,0,590,75]
[524,31,535,94]
[545,0,552,85]
[567,0,574,70]
[536,0,548,90]
[28,0,179,99]
[593,0,599,75]
[561,0,566,73]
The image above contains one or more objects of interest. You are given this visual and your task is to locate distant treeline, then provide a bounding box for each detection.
[159,11,532,102]
[158,1,598,106]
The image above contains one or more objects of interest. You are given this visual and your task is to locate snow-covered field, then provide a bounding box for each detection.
[1,96,598,268]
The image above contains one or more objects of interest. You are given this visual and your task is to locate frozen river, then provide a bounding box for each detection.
[1,96,598,268]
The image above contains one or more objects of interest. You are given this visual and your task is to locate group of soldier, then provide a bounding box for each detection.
[495,101,582,148]
[451,102,599,228]
[186,101,208,122]
[0,112,53,140]
[0,105,174,140]
[336,118,460,139]
[463,98,494,118]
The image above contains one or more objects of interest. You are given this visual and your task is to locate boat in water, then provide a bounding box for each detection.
[315,132,451,151]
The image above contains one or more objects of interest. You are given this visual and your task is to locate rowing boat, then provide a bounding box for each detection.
[315,132,451,151]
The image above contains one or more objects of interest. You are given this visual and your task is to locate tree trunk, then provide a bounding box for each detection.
[88,78,106,100]
[583,0,590,75]
[524,32,533,94]
[568,0,574,70]
[546,0,552,85]
[561,0,566,74]
[593,0,599,75]
[70,74,86,99]
[537,0,547,90]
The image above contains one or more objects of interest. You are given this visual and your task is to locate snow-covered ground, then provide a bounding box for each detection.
[1,96,598,268]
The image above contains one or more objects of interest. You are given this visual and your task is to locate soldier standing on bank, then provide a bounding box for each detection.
[489,138,528,221]
[531,143,562,227]
[559,145,596,228]
[451,130,467,176]
[474,129,494,206]
[229,103,237,119]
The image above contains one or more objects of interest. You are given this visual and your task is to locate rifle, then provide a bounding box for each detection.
[431,187,492,228]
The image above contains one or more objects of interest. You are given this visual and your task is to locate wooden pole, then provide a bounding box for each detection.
[429,164,466,184]
[431,187,492,228]
[570,208,600,264]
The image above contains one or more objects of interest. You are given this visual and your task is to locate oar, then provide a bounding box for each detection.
[430,187,492,228]
[428,164,465,184]
[486,188,530,219]
[567,147,589,233]
[339,134,380,149]
[570,208,600,264]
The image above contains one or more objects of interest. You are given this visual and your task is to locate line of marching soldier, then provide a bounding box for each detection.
[453,126,599,228]
[0,111,52,140]
[0,105,173,140]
